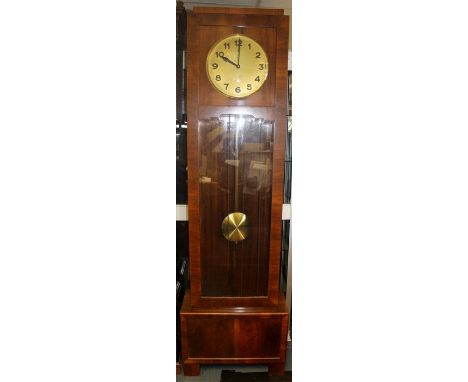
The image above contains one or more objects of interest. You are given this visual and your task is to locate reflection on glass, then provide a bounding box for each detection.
[198,114,274,297]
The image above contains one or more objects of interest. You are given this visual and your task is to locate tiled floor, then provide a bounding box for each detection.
[176,341,292,382]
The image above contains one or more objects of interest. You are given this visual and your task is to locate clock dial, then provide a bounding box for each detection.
[206,34,268,98]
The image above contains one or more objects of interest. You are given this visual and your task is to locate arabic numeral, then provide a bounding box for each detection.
[212,63,218,69]
[224,42,230,49]
[216,51,224,58]
[248,43,251,49]
[247,84,252,90]
[235,87,241,93]
[254,76,260,82]
[256,52,261,58]
[216,75,221,81]
[258,64,265,70]
[224,83,229,90]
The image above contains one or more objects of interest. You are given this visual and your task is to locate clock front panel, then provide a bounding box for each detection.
[198,114,274,297]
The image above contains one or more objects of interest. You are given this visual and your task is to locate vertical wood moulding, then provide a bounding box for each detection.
[187,12,202,306]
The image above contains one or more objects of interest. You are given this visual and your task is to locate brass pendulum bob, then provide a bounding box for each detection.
[221,212,248,242]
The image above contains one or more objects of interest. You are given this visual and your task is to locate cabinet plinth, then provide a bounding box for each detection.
[181,291,288,376]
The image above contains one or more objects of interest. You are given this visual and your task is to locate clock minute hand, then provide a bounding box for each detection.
[221,55,240,69]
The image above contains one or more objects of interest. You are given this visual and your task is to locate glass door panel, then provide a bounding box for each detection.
[198,114,274,297]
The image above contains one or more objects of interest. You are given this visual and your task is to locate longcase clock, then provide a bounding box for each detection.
[180,7,289,376]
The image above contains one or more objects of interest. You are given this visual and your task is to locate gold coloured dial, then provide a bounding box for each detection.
[206,34,268,98]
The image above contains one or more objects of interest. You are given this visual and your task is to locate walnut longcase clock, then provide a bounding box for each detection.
[181,7,289,376]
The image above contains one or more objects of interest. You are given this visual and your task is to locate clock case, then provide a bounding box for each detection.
[180,7,289,376]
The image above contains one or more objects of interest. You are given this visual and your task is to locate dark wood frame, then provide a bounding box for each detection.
[187,7,289,309]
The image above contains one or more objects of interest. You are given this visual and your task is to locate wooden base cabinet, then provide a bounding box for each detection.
[181,291,288,376]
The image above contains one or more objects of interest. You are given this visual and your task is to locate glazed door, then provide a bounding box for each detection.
[198,114,274,298]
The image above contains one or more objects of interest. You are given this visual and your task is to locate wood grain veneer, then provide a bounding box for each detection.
[181,291,288,376]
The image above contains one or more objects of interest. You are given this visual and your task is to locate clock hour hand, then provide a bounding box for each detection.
[221,55,240,69]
